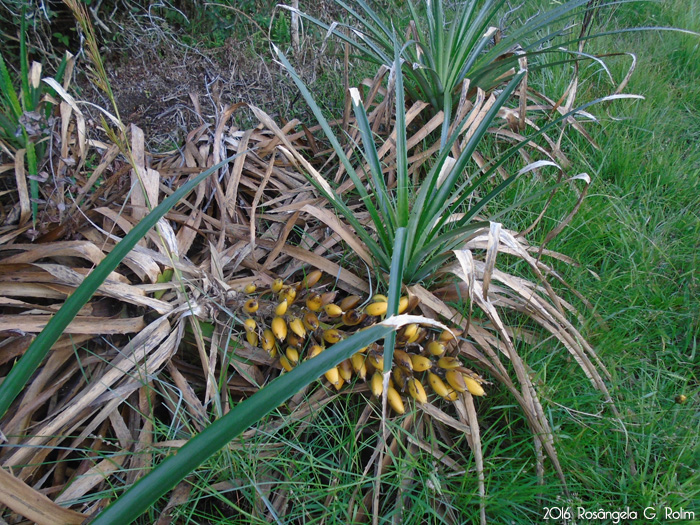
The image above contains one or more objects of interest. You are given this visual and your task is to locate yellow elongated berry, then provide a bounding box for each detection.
[305,292,323,312]
[302,269,323,289]
[244,318,257,332]
[338,359,353,381]
[407,378,428,404]
[410,354,433,372]
[303,311,320,331]
[281,287,297,303]
[261,329,275,352]
[367,352,384,371]
[324,366,341,387]
[285,347,299,366]
[352,355,367,381]
[464,376,486,396]
[243,298,259,313]
[323,303,343,318]
[322,328,343,344]
[286,331,303,348]
[288,317,306,339]
[350,352,366,374]
[444,388,459,401]
[427,341,446,357]
[393,349,413,372]
[370,371,383,397]
[365,301,388,317]
[279,355,294,372]
[439,329,461,342]
[427,372,450,398]
[407,327,423,344]
[246,331,259,347]
[271,317,287,341]
[275,298,288,316]
[372,294,388,302]
[342,309,366,326]
[244,282,257,294]
[392,366,409,390]
[271,278,284,293]
[387,386,405,414]
[320,291,337,306]
[403,323,418,339]
[339,295,362,311]
[398,296,409,314]
[445,369,467,392]
[437,356,461,369]
[307,344,324,359]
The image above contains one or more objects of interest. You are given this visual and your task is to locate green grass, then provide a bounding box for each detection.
[508,0,700,519]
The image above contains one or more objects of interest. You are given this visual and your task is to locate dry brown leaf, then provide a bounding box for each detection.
[0,466,86,524]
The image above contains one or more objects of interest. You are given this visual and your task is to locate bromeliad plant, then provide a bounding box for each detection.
[282,0,606,145]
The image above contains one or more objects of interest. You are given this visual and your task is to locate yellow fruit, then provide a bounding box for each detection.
[427,341,446,357]
[271,317,287,341]
[437,356,461,369]
[320,291,337,306]
[350,352,366,373]
[271,278,284,293]
[286,331,303,348]
[285,347,299,366]
[387,386,405,414]
[392,366,409,390]
[410,354,433,372]
[339,295,362,311]
[288,317,306,339]
[244,283,257,294]
[281,287,297,303]
[372,294,388,302]
[246,331,259,347]
[305,292,323,312]
[303,311,320,331]
[324,366,341,387]
[393,349,413,372]
[406,327,423,344]
[243,298,259,313]
[464,376,486,396]
[323,303,343,318]
[307,344,324,359]
[439,329,461,342]
[333,376,345,391]
[398,296,409,314]
[445,369,467,392]
[342,309,366,326]
[367,352,384,371]
[338,359,353,381]
[350,353,367,381]
[275,298,288,316]
[400,323,418,341]
[279,355,294,372]
[302,269,323,289]
[407,378,428,404]
[322,328,342,344]
[370,371,383,396]
[244,318,257,332]
[444,388,459,401]
[261,329,276,352]
[365,301,388,317]
[427,372,450,398]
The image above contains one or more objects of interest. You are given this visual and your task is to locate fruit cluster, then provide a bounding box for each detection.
[238,270,486,414]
